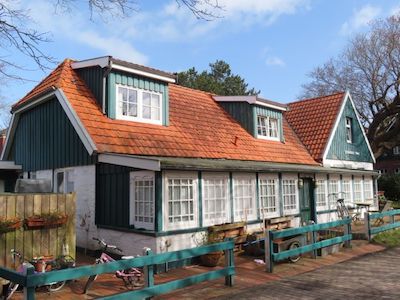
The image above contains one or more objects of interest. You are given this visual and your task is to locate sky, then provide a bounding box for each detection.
[3,0,400,114]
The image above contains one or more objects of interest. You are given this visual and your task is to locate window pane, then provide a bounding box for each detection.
[203,176,228,225]
[132,176,154,227]
[167,178,195,225]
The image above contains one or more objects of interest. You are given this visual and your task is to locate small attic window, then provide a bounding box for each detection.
[116,84,162,125]
[345,117,352,143]
[257,115,279,141]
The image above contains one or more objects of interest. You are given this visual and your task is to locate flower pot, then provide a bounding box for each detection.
[200,251,223,267]
[0,219,22,233]
[25,217,45,229]
[25,215,68,229]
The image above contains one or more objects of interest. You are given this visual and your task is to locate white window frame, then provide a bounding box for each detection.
[163,171,198,231]
[345,117,352,143]
[257,115,280,141]
[54,168,74,193]
[129,171,155,230]
[342,176,353,205]
[258,173,280,218]
[363,178,373,202]
[353,177,364,203]
[232,173,257,222]
[282,174,299,215]
[201,172,230,226]
[315,176,328,211]
[328,176,341,207]
[116,84,163,125]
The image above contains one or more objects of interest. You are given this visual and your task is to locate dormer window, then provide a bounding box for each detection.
[257,115,279,140]
[345,117,352,143]
[116,85,162,125]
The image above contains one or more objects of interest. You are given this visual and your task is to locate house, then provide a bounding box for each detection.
[1,56,377,255]
[375,146,400,175]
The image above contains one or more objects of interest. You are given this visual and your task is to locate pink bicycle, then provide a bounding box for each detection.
[83,237,143,294]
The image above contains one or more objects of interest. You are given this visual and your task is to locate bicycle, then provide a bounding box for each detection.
[83,237,143,294]
[1,249,75,299]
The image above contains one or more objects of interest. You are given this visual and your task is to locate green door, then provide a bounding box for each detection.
[300,178,316,224]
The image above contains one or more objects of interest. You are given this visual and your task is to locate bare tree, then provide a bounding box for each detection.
[301,15,400,158]
[0,0,222,80]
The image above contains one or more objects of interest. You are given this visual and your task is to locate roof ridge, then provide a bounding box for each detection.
[170,83,214,96]
[289,91,345,106]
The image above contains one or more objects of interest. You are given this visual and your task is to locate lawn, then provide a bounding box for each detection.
[372,229,400,247]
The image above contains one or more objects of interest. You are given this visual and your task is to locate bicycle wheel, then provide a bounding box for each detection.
[47,281,66,292]
[288,241,301,263]
[6,283,19,300]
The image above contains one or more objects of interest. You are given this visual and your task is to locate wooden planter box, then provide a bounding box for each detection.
[25,215,68,229]
[317,243,341,257]
[200,251,223,267]
[0,219,22,233]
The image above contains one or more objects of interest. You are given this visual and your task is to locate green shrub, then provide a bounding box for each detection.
[378,174,400,201]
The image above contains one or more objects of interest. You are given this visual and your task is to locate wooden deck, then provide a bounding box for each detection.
[6,239,385,299]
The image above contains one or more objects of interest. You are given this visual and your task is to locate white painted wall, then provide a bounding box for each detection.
[97,228,157,256]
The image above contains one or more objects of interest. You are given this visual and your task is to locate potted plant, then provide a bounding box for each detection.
[25,212,68,229]
[0,217,22,233]
[198,232,224,267]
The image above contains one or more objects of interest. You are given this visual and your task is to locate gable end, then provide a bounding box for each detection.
[324,93,375,163]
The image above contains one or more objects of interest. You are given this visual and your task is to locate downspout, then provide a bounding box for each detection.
[102,57,113,115]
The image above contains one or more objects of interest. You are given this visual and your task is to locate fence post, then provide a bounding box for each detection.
[23,263,35,300]
[390,212,395,224]
[265,230,273,273]
[224,238,234,287]
[143,247,154,299]
[364,212,371,241]
[344,217,352,248]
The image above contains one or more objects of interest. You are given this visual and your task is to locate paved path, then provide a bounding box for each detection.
[220,247,400,300]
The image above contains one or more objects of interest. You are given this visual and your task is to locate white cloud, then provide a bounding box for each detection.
[127,0,312,42]
[265,56,285,67]
[341,4,381,35]
[22,0,148,64]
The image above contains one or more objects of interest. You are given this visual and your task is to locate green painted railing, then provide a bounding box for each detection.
[364,209,400,241]
[265,218,352,272]
[0,240,235,299]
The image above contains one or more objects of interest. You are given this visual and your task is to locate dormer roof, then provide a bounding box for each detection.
[285,92,345,162]
[8,59,317,166]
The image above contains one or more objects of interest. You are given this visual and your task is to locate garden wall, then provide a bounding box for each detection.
[0,193,76,268]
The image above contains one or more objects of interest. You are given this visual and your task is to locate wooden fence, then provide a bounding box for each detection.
[0,239,235,300]
[265,218,352,272]
[0,193,76,269]
[364,209,400,241]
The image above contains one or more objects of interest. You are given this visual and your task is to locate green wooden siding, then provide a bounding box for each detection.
[9,98,94,171]
[219,102,283,139]
[326,98,373,162]
[219,102,254,135]
[253,105,284,141]
[107,71,169,125]
[96,163,132,228]
[76,66,104,110]
[96,163,164,230]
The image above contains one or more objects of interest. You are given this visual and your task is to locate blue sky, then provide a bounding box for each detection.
[4,0,400,112]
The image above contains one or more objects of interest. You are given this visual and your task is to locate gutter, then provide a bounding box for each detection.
[102,56,113,115]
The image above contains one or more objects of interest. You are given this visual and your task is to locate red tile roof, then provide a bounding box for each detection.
[285,92,345,162]
[13,60,318,166]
